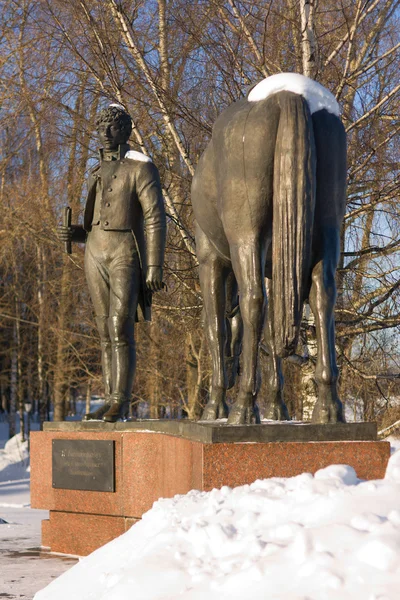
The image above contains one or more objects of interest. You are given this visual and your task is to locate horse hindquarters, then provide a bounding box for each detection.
[226,92,316,425]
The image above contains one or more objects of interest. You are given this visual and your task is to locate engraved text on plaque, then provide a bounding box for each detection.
[52,439,115,492]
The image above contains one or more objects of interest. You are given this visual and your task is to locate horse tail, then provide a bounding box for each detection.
[272,92,316,357]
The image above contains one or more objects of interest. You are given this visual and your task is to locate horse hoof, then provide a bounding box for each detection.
[264,402,290,421]
[218,400,229,419]
[336,399,346,422]
[201,401,229,421]
[311,402,329,424]
[201,404,218,421]
[227,406,245,425]
[311,412,329,424]
[227,403,260,425]
[311,400,345,424]
[227,391,261,425]
[245,404,261,425]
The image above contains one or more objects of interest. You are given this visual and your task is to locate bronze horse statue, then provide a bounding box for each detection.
[191,74,347,425]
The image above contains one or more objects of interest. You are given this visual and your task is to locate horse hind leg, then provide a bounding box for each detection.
[263,278,290,421]
[197,226,230,420]
[227,242,265,425]
[309,256,345,424]
[309,109,346,424]
[225,271,242,390]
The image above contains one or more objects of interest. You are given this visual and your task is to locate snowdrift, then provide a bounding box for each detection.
[0,433,29,483]
[34,450,400,599]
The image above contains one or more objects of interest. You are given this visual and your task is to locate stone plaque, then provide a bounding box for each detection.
[52,440,115,492]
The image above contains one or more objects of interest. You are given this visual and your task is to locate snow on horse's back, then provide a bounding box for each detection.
[247,73,340,117]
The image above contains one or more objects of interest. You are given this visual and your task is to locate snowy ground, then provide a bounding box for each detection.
[1,415,400,600]
[0,428,77,599]
[0,482,77,599]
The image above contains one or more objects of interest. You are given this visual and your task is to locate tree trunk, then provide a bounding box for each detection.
[147,321,162,419]
[16,302,25,441]
[36,245,48,426]
[53,263,71,422]
[300,0,318,78]
[85,380,92,415]
[9,323,18,439]
[185,332,204,420]
[1,381,7,414]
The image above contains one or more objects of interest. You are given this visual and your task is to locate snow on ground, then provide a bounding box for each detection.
[0,433,30,484]
[0,482,77,599]
[35,449,400,600]
[0,428,77,599]
[387,435,400,454]
[248,73,340,116]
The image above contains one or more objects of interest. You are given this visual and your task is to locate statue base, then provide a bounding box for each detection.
[31,420,390,556]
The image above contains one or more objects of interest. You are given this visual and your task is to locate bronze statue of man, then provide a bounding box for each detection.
[58,104,166,422]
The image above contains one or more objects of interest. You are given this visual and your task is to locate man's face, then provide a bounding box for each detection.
[98,119,128,150]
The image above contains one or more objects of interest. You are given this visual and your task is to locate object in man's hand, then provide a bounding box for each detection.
[63,206,72,255]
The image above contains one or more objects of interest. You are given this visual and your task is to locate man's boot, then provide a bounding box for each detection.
[102,395,130,422]
[83,316,113,421]
[83,400,111,421]
[102,316,135,422]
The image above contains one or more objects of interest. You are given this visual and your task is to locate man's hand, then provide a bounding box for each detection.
[56,224,86,244]
[57,225,74,244]
[146,266,163,292]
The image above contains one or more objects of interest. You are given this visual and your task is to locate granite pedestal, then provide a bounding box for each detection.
[30,420,390,556]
